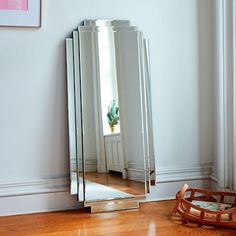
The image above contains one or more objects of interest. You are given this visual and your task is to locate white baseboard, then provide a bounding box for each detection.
[126,162,213,184]
[97,164,107,173]
[78,158,97,172]
[127,162,145,182]
[156,163,213,183]
[0,191,80,216]
[74,158,106,173]
[210,165,218,182]
[0,176,80,216]
[0,163,215,216]
[146,179,212,201]
[146,163,214,201]
[0,177,69,197]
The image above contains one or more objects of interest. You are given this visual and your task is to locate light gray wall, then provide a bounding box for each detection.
[211,0,236,190]
[153,0,214,169]
[0,0,214,215]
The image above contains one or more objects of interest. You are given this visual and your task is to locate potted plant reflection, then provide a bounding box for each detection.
[107,100,119,133]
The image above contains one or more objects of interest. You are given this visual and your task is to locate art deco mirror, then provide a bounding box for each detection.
[66,20,155,212]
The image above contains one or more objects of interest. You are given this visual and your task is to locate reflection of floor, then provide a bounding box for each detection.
[71,172,145,202]
[71,172,135,202]
[82,180,133,202]
[84,172,145,196]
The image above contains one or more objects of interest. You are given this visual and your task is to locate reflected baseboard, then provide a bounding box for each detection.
[127,162,145,183]
[97,164,107,173]
[78,158,97,172]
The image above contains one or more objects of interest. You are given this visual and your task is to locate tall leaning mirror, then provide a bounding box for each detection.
[66,20,155,212]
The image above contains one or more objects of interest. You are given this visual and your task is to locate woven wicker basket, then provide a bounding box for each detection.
[173,184,236,227]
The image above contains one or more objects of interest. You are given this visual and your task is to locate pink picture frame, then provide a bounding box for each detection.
[0,0,41,28]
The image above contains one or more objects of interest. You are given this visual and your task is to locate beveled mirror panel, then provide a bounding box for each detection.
[66,20,155,207]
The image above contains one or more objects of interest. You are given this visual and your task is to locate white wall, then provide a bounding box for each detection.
[0,0,214,215]
[212,0,236,191]
[153,0,214,169]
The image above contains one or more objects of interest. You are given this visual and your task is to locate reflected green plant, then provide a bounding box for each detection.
[107,99,119,127]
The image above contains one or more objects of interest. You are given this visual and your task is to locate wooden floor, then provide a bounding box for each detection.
[84,172,145,195]
[1,200,236,235]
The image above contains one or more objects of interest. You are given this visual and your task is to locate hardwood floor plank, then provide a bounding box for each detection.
[0,200,236,235]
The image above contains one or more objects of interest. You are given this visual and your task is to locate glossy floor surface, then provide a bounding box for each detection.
[84,172,145,195]
[1,200,236,235]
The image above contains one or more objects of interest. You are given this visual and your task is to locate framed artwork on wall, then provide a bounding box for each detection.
[0,0,41,28]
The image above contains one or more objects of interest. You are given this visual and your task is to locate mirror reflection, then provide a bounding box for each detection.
[66,20,155,206]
